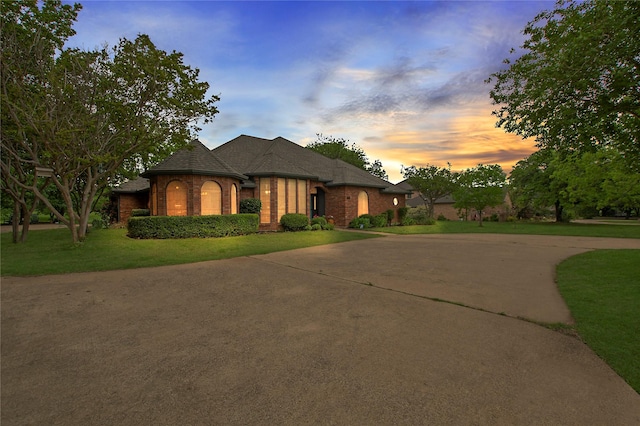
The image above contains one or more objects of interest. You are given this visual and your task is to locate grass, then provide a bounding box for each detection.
[371,220,640,238]
[0,228,380,277]
[557,250,640,393]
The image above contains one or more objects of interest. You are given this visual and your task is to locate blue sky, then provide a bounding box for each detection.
[64,0,552,182]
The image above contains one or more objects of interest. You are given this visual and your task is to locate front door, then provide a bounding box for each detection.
[311,189,325,217]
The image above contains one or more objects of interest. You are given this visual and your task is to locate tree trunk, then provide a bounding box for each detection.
[554,200,564,222]
[478,210,483,227]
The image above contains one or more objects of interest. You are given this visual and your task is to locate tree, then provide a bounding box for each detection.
[453,164,506,226]
[401,164,457,219]
[508,149,567,221]
[0,0,81,243]
[307,134,388,180]
[1,0,220,243]
[488,0,640,165]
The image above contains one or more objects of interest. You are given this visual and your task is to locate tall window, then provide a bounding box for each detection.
[201,181,222,215]
[166,180,187,216]
[357,191,369,216]
[230,184,238,214]
[287,179,297,213]
[277,178,286,220]
[297,179,307,215]
[260,178,271,223]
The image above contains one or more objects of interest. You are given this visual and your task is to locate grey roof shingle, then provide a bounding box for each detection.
[214,135,409,194]
[141,140,247,180]
[111,176,150,193]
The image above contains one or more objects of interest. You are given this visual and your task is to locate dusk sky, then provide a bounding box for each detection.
[63,0,552,182]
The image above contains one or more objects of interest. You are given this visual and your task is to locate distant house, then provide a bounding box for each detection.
[112,135,409,230]
[396,179,511,221]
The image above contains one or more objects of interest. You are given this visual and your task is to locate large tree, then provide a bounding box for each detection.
[453,164,506,226]
[1,1,220,243]
[401,164,457,219]
[307,134,389,180]
[488,0,640,165]
[508,149,567,221]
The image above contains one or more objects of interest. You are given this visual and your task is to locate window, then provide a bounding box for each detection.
[166,180,187,216]
[260,178,271,223]
[287,179,297,213]
[297,179,307,215]
[230,184,238,214]
[201,181,222,215]
[358,191,369,216]
[278,178,286,220]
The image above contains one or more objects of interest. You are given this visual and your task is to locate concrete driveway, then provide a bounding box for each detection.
[2,233,639,425]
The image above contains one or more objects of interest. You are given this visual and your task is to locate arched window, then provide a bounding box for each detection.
[201,181,222,215]
[357,191,369,216]
[230,184,238,214]
[166,180,187,216]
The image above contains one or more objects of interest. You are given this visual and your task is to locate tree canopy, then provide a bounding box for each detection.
[453,164,506,226]
[306,134,389,180]
[488,0,640,166]
[401,164,457,219]
[1,0,220,243]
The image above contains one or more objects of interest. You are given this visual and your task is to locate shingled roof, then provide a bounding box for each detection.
[214,135,408,194]
[141,140,247,180]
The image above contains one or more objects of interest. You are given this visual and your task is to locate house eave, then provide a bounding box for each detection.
[141,169,248,180]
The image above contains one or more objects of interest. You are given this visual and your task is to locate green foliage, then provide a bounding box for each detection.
[401,164,457,218]
[557,250,640,393]
[311,223,322,231]
[405,207,436,225]
[239,198,261,214]
[488,0,640,165]
[349,216,372,229]
[385,209,394,223]
[127,214,259,239]
[131,209,150,217]
[453,164,506,226]
[397,207,409,223]
[437,214,448,221]
[280,213,309,232]
[306,134,388,180]
[310,216,327,227]
[371,213,388,228]
[1,2,220,244]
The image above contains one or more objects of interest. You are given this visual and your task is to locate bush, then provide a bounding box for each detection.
[131,209,150,217]
[127,214,259,239]
[240,198,261,214]
[371,213,388,228]
[386,209,394,224]
[398,207,409,224]
[406,206,436,225]
[92,218,107,230]
[323,222,335,231]
[311,223,322,231]
[349,216,371,229]
[280,213,309,231]
[310,216,328,227]
[437,214,448,221]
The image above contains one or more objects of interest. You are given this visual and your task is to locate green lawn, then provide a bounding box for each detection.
[0,228,379,277]
[372,220,640,238]
[557,250,640,393]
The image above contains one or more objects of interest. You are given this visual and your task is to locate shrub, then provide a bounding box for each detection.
[401,217,416,226]
[371,213,388,228]
[310,216,328,227]
[127,214,259,239]
[406,206,436,225]
[131,209,150,217]
[398,207,409,224]
[349,216,371,229]
[386,209,394,224]
[30,213,39,224]
[280,213,309,231]
[240,198,261,214]
[323,222,335,231]
[92,218,107,230]
[311,223,322,231]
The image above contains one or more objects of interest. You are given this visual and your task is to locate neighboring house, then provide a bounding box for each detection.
[112,135,409,230]
[396,179,511,221]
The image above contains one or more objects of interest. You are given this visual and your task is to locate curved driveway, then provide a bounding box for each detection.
[2,234,639,425]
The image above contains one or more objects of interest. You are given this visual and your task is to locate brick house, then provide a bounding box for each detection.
[112,135,409,230]
[397,179,511,221]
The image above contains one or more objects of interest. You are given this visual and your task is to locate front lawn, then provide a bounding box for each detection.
[371,220,640,239]
[557,250,640,393]
[0,228,380,277]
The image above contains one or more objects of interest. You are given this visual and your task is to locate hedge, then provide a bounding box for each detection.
[127,214,259,239]
[280,213,309,231]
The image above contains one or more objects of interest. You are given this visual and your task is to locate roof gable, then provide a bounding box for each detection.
[141,140,247,180]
